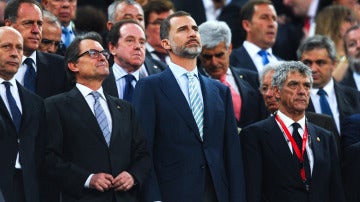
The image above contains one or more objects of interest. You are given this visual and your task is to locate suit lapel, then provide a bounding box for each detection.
[0,95,14,131]
[102,66,119,97]
[239,46,258,72]
[307,123,323,179]
[159,69,201,140]
[105,94,123,146]
[67,88,109,146]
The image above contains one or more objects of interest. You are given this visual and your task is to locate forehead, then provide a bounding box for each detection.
[120,23,145,37]
[79,39,103,52]
[253,3,277,15]
[169,16,197,30]
[202,42,227,53]
[17,3,42,19]
[115,3,143,17]
[346,28,360,40]
[301,48,330,59]
[0,29,23,44]
[285,71,310,82]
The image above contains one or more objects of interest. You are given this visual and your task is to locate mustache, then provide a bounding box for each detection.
[185,39,200,45]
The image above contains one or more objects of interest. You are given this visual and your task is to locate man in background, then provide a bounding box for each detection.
[39,10,62,54]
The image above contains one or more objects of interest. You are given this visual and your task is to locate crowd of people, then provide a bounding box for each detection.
[0,0,360,202]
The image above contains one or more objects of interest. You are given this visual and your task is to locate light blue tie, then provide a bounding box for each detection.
[186,72,204,139]
[317,88,333,117]
[91,91,111,146]
[258,50,270,66]
[62,27,71,47]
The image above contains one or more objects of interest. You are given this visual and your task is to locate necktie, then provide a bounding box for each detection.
[317,88,333,117]
[258,50,270,66]
[3,82,22,132]
[91,91,111,146]
[62,27,71,47]
[153,51,167,63]
[123,74,136,102]
[220,75,241,121]
[186,72,204,139]
[292,123,311,183]
[23,58,36,92]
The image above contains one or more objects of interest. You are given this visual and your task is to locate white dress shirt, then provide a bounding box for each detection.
[353,71,360,91]
[112,63,140,99]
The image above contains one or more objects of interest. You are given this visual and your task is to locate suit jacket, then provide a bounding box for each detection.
[44,87,151,202]
[340,68,358,91]
[0,82,46,202]
[307,82,360,133]
[102,56,163,98]
[133,68,246,202]
[229,45,258,72]
[231,67,266,127]
[36,51,69,98]
[341,113,360,149]
[342,140,360,202]
[240,116,345,202]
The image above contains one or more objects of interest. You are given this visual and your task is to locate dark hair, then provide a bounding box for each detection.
[107,19,144,46]
[240,0,272,22]
[65,32,103,84]
[5,0,43,23]
[160,11,190,40]
[296,35,337,63]
[143,0,174,28]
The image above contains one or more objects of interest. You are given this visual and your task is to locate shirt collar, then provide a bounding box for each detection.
[76,83,106,100]
[22,51,37,66]
[168,60,199,80]
[310,78,334,97]
[277,110,306,130]
[112,62,140,81]
[243,41,273,57]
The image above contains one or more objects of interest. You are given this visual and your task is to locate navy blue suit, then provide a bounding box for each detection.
[241,116,345,202]
[341,113,360,149]
[133,68,246,202]
[229,45,258,72]
[340,69,358,91]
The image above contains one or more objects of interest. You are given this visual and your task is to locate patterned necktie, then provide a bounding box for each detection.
[3,81,22,132]
[292,123,311,182]
[23,58,36,92]
[123,74,136,102]
[219,75,241,121]
[258,50,270,66]
[62,27,71,47]
[186,72,204,139]
[317,88,333,117]
[91,91,111,146]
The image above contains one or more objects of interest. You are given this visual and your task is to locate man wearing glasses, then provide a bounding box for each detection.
[44,32,151,202]
[39,10,62,54]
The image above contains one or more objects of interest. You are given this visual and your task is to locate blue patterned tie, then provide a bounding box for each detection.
[3,82,22,132]
[91,91,111,146]
[62,27,71,47]
[258,50,270,65]
[186,72,204,139]
[317,88,333,117]
[23,58,36,92]
[123,74,135,102]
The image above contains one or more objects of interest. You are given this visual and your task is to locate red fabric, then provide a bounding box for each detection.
[304,17,311,34]
[220,75,241,121]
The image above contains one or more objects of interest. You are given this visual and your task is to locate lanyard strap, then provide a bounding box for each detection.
[275,115,309,182]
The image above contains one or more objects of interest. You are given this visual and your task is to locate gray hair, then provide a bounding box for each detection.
[107,0,139,22]
[43,10,61,28]
[198,20,231,49]
[259,64,277,87]
[272,61,313,90]
[296,35,337,63]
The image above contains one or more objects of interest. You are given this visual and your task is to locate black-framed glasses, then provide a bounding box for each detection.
[41,38,61,47]
[77,49,110,60]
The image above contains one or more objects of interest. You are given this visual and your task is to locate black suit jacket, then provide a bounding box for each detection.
[342,140,360,202]
[229,45,258,72]
[44,87,151,202]
[340,68,358,91]
[0,82,46,202]
[102,56,163,98]
[35,51,69,98]
[307,82,360,133]
[341,113,360,149]
[240,116,345,202]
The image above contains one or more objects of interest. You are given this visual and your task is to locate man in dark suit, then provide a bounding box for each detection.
[259,64,341,154]
[133,11,246,202]
[4,0,69,98]
[241,61,345,202]
[298,35,360,135]
[44,32,151,202]
[102,19,162,101]
[0,27,46,202]
[198,20,266,128]
[341,25,360,91]
[229,0,281,74]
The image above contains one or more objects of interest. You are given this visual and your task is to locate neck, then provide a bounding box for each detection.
[278,108,305,122]
[77,79,104,91]
[169,54,197,71]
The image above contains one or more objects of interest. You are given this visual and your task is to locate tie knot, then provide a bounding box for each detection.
[124,74,136,83]
[258,50,268,57]
[2,81,11,88]
[317,88,327,96]
[219,75,227,83]
[292,122,301,130]
[186,72,195,79]
[91,91,101,101]
[24,58,34,66]
[62,27,70,34]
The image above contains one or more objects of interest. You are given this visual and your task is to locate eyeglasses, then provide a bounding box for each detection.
[77,49,110,60]
[41,39,61,47]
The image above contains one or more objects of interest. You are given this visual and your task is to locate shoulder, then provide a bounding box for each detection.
[37,51,64,62]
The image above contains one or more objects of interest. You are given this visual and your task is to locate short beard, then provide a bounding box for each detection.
[169,39,202,59]
[348,57,360,74]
